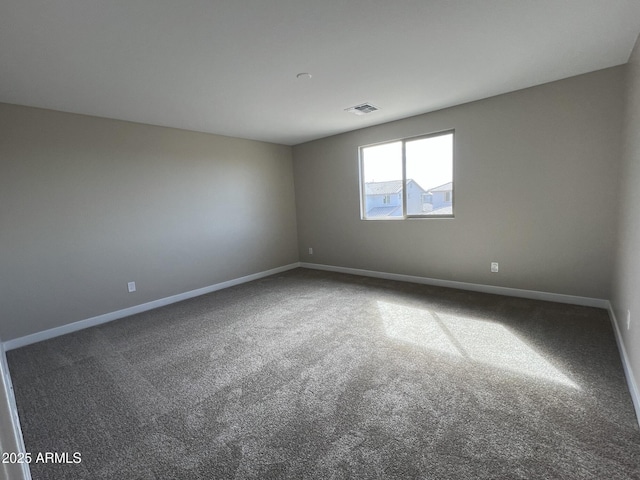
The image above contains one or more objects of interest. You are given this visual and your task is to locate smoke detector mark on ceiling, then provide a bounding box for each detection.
[345,103,380,115]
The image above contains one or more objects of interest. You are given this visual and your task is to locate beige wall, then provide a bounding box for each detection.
[293,67,624,299]
[612,36,640,401]
[0,103,298,340]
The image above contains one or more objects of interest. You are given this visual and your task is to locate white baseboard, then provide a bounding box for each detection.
[606,302,640,427]
[5,261,607,352]
[299,262,609,309]
[0,343,32,479]
[3,263,300,351]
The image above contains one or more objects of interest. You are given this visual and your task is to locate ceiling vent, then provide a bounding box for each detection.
[345,103,380,115]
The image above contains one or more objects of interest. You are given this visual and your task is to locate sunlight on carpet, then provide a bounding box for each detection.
[377,300,578,389]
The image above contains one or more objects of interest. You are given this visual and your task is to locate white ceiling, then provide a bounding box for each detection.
[1,1,639,145]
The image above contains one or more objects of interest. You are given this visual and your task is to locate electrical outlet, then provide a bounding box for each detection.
[308,247,313,255]
[127,281,136,293]
[627,310,631,330]
[491,262,499,273]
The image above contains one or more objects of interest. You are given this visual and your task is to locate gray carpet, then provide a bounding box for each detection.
[7,268,640,479]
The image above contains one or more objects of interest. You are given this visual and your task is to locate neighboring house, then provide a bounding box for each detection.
[421,181,453,214]
[364,179,427,217]
[365,180,453,217]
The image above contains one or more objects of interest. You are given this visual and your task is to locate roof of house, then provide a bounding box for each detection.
[365,180,403,195]
[365,179,426,195]
[428,182,453,192]
[366,206,403,217]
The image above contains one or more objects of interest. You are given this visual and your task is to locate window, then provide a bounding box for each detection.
[360,130,454,219]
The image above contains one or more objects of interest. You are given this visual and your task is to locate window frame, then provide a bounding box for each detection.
[359,129,455,220]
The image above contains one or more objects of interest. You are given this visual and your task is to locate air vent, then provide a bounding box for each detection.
[345,103,380,115]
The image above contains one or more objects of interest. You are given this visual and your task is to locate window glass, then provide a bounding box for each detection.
[361,141,403,218]
[360,131,454,219]
[405,133,453,216]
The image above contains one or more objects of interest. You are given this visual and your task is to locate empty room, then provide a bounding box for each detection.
[2,1,640,479]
